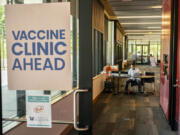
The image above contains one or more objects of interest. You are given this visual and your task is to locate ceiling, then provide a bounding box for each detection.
[108,0,162,40]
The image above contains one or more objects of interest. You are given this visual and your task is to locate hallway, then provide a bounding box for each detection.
[93,65,175,135]
[67,66,178,135]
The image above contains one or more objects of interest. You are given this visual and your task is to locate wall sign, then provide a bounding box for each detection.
[5,3,72,90]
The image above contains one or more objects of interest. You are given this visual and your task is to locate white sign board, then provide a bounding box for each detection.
[5,3,72,90]
[26,95,52,128]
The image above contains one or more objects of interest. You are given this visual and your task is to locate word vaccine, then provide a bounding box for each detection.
[11,29,67,71]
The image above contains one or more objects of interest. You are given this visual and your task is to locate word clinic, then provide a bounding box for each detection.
[11,29,68,71]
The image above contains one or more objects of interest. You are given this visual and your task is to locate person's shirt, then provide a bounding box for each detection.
[105,65,112,78]
[106,66,111,73]
[128,68,140,80]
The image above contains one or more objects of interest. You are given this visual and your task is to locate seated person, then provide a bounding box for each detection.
[125,64,143,93]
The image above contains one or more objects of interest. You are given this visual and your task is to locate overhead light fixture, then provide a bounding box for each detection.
[162,21,169,25]
[126,30,161,32]
[162,15,170,19]
[148,27,161,29]
[122,0,132,1]
[126,33,161,35]
[121,22,161,25]
[118,16,162,19]
[150,5,162,9]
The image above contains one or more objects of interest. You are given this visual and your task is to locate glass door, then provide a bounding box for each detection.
[136,45,149,64]
[136,45,142,64]
[142,45,149,64]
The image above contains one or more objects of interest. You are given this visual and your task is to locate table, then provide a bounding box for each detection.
[141,75,155,79]
[108,74,155,94]
[109,74,130,94]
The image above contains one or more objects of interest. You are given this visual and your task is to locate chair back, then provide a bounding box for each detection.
[112,71,119,74]
[121,71,128,74]
[144,72,155,82]
[145,72,155,76]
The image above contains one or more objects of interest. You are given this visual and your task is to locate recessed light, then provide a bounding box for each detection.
[150,5,162,9]
[148,27,161,29]
[121,22,161,25]
[126,30,161,32]
[118,16,162,19]
[122,0,132,1]
[126,33,161,35]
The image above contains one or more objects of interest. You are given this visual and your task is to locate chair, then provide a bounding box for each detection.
[129,80,139,94]
[142,72,155,94]
[120,71,128,74]
[104,78,114,93]
[145,72,155,76]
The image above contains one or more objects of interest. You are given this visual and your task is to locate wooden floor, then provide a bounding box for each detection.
[68,66,178,135]
[92,93,177,135]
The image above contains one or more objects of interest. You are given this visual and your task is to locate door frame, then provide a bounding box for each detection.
[169,0,178,130]
[79,0,93,134]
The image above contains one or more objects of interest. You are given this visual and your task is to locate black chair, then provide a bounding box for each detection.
[112,71,119,74]
[145,72,155,76]
[142,72,155,94]
[104,79,114,93]
[121,71,128,74]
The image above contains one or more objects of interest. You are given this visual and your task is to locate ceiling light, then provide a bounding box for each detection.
[148,27,161,29]
[162,21,169,25]
[126,33,161,35]
[118,16,162,19]
[121,22,161,25]
[122,0,132,1]
[162,15,170,19]
[126,30,161,32]
[150,5,162,8]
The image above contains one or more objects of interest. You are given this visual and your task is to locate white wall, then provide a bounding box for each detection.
[93,74,106,100]
[106,21,114,65]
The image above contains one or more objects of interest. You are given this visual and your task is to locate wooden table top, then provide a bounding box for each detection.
[141,75,155,78]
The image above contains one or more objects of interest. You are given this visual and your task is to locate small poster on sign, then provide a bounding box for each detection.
[26,95,52,128]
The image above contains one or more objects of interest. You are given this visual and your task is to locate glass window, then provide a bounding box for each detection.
[93,29,104,76]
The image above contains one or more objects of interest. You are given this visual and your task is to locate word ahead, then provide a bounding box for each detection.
[11,29,67,71]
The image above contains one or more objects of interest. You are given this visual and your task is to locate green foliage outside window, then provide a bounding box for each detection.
[0,6,7,68]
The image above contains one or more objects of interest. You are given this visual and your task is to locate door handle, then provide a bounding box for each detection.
[173,84,180,88]
[73,89,89,131]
